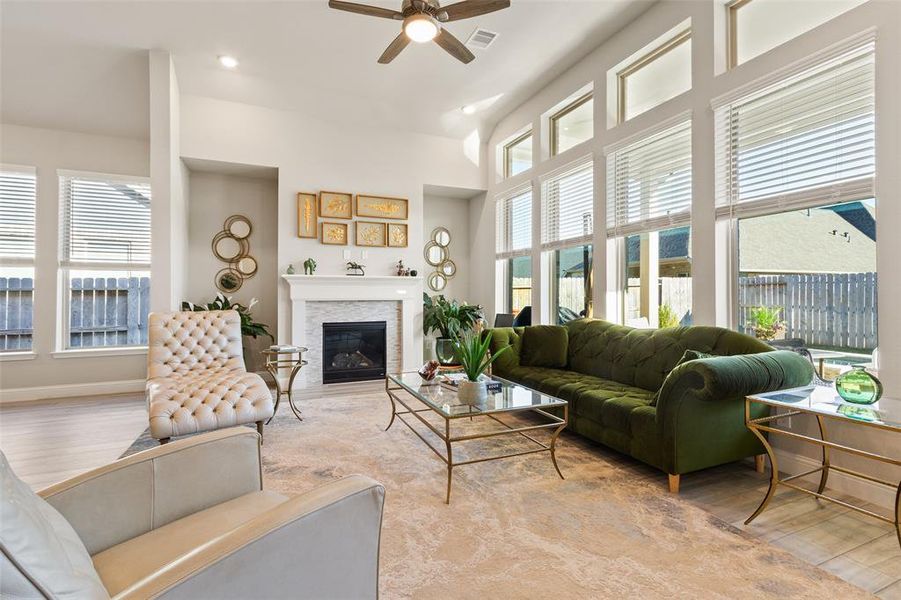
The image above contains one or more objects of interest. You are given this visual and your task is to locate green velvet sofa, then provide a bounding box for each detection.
[486,319,814,491]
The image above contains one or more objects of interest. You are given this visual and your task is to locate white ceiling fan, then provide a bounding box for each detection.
[328,0,510,64]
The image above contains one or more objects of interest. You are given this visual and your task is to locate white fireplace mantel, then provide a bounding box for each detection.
[281,274,424,382]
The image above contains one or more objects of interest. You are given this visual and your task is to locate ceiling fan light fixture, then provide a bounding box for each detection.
[404,13,439,43]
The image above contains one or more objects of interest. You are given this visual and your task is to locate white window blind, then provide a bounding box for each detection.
[715,41,874,218]
[541,157,593,251]
[60,173,152,267]
[495,188,532,259]
[607,120,691,237]
[0,167,37,263]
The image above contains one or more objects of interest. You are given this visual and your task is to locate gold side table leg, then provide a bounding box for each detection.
[265,364,283,425]
[285,363,304,420]
[815,414,830,494]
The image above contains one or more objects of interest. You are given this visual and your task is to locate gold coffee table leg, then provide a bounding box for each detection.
[445,419,453,504]
[816,414,830,494]
[745,406,780,525]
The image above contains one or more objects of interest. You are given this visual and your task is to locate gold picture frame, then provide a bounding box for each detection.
[297,192,318,238]
[321,221,348,245]
[355,221,387,247]
[319,191,353,220]
[355,194,408,220]
[388,223,408,248]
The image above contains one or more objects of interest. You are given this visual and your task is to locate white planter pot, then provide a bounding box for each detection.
[457,379,488,404]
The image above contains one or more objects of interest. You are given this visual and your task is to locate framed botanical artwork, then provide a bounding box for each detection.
[355,221,387,247]
[355,194,408,220]
[297,192,317,238]
[321,221,348,245]
[319,191,353,220]
[387,223,408,247]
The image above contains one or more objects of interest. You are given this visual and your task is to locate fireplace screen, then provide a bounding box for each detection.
[321,321,387,384]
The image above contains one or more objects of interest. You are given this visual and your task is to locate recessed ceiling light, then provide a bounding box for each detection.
[461,105,477,115]
[218,55,239,69]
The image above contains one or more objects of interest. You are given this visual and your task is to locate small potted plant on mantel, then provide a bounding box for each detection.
[452,330,509,404]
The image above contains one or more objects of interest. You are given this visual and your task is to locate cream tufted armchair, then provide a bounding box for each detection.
[147,310,274,443]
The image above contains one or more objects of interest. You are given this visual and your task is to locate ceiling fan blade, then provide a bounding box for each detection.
[328,0,403,20]
[378,32,411,64]
[438,0,510,22]
[433,29,475,64]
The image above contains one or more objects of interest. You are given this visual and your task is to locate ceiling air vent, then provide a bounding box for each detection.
[466,28,498,50]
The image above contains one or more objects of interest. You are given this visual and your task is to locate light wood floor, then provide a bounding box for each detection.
[1,390,898,598]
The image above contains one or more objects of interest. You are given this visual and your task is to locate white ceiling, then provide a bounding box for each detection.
[1,1,654,141]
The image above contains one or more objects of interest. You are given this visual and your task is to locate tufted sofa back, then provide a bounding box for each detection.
[564,319,773,392]
[147,310,246,380]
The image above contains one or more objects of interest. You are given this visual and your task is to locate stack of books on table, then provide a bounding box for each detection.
[440,373,503,393]
[269,344,303,353]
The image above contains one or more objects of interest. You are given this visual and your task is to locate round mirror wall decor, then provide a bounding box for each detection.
[425,226,458,292]
[216,267,243,293]
[211,214,257,290]
[427,271,447,292]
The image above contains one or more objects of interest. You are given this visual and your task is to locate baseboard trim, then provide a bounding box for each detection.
[0,379,145,404]
[773,448,896,511]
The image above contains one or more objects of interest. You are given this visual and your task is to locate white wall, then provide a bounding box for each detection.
[473,0,901,506]
[179,95,485,369]
[423,194,472,303]
[0,124,150,396]
[186,170,278,371]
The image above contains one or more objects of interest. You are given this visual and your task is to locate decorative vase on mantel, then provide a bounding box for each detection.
[835,366,883,405]
[457,379,488,405]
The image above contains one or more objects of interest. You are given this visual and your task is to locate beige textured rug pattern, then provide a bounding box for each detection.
[260,386,867,599]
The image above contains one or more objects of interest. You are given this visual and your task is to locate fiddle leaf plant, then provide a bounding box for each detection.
[423,293,483,339]
[453,330,509,382]
[181,293,274,341]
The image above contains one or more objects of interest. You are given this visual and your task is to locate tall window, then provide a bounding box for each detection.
[608,120,692,327]
[716,40,875,354]
[59,172,151,349]
[0,166,37,351]
[541,158,593,322]
[618,29,691,123]
[551,94,593,156]
[496,188,532,314]
[503,131,532,178]
[728,0,867,67]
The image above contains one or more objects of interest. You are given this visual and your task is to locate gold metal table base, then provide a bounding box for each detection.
[744,398,901,547]
[265,357,307,424]
[385,379,568,504]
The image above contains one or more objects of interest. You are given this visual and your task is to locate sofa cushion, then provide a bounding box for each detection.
[575,384,656,430]
[650,349,713,406]
[520,325,568,368]
[91,490,288,597]
[0,452,109,599]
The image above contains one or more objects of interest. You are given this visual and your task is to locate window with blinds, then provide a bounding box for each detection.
[0,167,37,263]
[60,173,152,267]
[715,40,874,216]
[495,188,532,259]
[541,158,593,251]
[607,120,691,237]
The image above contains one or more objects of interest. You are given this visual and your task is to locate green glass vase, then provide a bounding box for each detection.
[835,367,882,405]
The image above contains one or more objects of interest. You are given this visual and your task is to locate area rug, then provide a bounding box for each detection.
[123,386,868,599]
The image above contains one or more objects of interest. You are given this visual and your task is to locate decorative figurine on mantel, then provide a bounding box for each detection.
[303,258,317,275]
[395,259,412,277]
[346,261,365,276]
[286,263,295,275]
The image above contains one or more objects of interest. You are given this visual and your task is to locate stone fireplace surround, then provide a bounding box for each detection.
[282,275,423,387]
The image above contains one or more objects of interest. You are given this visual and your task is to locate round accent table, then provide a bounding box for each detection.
[262,347,308,423]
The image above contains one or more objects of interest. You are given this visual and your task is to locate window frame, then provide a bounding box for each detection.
[57,170,152,352]
[727,0,752,70]
[550,92,593,157]
[503,130,533,179]
[617,28,691,124]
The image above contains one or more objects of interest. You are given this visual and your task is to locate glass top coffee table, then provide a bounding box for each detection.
[744,385,900,547]
[385,372,568,503]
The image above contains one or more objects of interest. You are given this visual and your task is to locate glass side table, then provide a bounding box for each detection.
[262,347,308,423]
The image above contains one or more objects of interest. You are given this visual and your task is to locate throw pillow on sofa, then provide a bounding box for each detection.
[521,325,568,368]
[651,349,713,406]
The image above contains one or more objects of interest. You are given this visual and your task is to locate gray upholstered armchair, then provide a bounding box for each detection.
[146,310,274,443]
[1,428,386,599]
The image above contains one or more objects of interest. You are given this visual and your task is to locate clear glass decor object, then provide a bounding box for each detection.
[835,367,883,405]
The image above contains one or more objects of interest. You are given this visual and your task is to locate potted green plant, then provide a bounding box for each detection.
[452,330,509,404]
[423,293,483,365]
[748,306,785,341]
